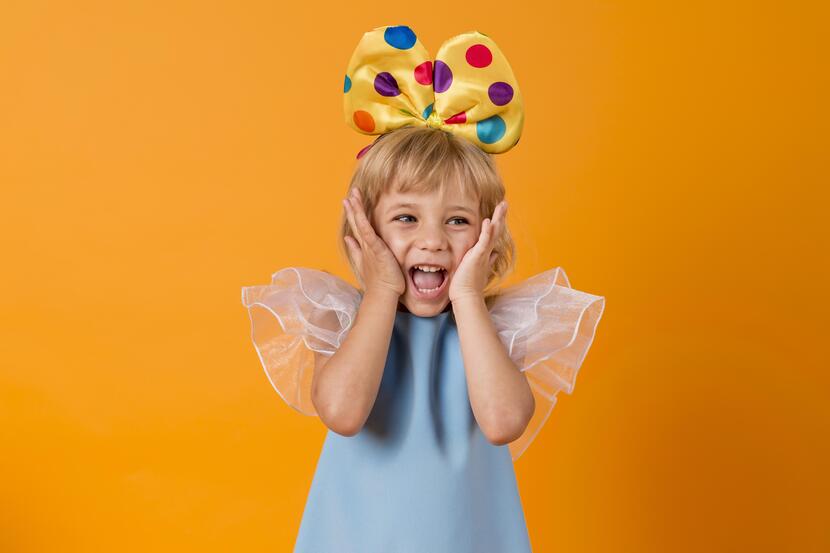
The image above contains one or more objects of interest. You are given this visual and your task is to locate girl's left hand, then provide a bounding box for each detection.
[449,201,507,303]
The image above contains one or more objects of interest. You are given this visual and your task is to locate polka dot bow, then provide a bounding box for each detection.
[343,25,524,158]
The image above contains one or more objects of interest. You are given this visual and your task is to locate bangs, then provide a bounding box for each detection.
[363,126,495,209]
[393,148,480,202]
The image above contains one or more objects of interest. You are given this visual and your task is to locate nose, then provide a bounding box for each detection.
[415,221,448,251]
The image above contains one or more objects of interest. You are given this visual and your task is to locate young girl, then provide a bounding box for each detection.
[241,25,605,552]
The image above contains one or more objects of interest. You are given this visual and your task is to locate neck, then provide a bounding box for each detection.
[397,302,452,314]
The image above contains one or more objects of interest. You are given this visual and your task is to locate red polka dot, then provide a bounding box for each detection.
[353,110,375,132]
[356,143,373,159]
[444,111,467,124]
[414,61,433,85]
[465,44,492,68]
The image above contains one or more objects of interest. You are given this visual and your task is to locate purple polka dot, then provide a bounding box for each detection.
[488,82,514,106]
[374,72,401,97]
[433,60,453,93]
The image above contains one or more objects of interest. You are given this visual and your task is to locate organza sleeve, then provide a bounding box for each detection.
[240,267,362,416]
[489,267,606,461]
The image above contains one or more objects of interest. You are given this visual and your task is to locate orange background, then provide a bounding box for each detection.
[2,1,827,551]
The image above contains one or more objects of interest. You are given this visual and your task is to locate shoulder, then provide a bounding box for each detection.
[486,267,606,462]
[240,267,363,415]
[487,265,606,379]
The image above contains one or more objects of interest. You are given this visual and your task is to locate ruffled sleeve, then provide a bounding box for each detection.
[240,267,362,416]
[488,267,606,462]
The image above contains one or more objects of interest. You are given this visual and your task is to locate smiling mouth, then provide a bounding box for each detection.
[408,265,449,299]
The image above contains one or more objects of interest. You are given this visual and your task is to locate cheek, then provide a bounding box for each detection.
[451,232,479,260]
[378,231,408,264]
[464,228,480,249]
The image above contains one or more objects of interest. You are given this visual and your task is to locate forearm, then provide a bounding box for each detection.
[312,287,399,435]
[452,295,535,445]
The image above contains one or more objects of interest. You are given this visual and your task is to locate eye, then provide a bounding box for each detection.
[392,215,469,225]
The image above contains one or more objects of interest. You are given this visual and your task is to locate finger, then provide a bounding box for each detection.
[497,200,507,220]
[343,197,365,250]
[343,198,357,241]
[351,187,366,211]
[491,202,505,234]
[344,235,363,276]
[482,215,501,258]
[473,218,491,254]
[350,196,384,252]
[488,202,506,248]
[344,234,361,260]
[349,188,369,223]
[482,218,492,241]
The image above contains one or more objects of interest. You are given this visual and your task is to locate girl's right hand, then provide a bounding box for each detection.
[343,187,406,297]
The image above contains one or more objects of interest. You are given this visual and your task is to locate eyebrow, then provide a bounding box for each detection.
[387,202,476,216]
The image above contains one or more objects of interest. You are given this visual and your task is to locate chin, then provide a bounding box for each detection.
[400,294,450,317]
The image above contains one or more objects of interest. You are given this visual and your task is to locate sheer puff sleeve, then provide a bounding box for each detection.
[240,267,361,416]
[488,267,606,462]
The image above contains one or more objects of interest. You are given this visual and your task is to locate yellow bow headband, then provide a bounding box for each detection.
[343,25,524,158]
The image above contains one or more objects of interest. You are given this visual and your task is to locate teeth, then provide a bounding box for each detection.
[412,264,446,294]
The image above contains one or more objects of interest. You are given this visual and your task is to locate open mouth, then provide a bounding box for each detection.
[408,264,449,300]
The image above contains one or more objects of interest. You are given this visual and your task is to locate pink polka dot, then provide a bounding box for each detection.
[356,143,373,159]
[444,111,467,124]
[414,61,433,85]
[466,44,492,68]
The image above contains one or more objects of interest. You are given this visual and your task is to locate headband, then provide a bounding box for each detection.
[343,25,524,159]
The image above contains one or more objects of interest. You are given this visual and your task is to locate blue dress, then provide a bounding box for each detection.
[294,309,531,552]
[241,267,605,553]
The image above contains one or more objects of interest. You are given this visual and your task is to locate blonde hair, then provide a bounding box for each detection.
[339,125,516,298]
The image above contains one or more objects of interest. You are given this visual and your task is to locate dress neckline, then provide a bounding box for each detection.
[395,302,453,320]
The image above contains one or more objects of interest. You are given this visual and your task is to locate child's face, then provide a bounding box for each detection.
[372,185,481,317]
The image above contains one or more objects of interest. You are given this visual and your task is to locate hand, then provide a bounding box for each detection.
[449,200,507,303]
[342,187,406,297]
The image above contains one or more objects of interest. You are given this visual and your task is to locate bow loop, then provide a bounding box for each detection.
[344,25,524,156]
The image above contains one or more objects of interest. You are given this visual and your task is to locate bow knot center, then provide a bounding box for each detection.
[425,109,445,129]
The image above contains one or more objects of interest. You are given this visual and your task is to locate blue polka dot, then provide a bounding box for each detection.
[343,75,351,93]
[384,25,417,50]
[476,115,506,144]
[422,103,434,119]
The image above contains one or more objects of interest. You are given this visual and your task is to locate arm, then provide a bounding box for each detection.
[311,287,399,436]
[311,186,406,436]
[449,199,534,446]
[453,294,535,445]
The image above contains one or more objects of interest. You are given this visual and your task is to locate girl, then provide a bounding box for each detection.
[241,25,605,552]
